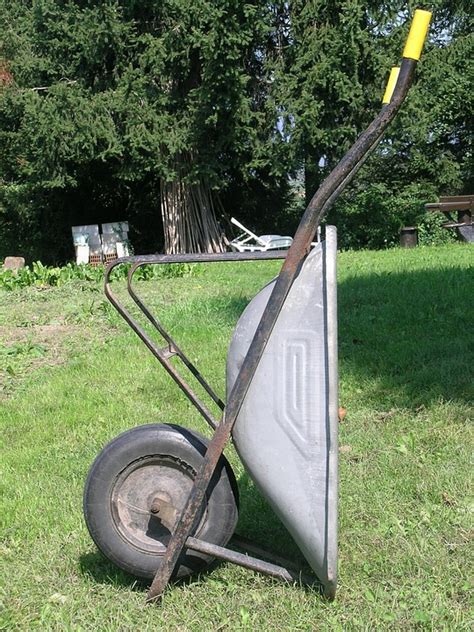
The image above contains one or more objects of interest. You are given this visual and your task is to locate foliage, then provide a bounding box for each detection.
[271,1,473,247]
[336,1,473,246]
[0,0,286,261]
[0,260,197,290]
[331,181,458,249]
[0,1,472,257]
[416,210,458,246]
[273,1,390,192]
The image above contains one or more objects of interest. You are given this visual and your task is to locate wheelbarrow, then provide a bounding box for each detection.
[83,10,431,603]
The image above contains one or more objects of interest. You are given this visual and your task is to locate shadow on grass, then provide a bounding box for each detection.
[79,550,147,590]
[199,264,473,408]
[79,471,312,592]
[337,266,473,408]
[79,549,223,592]
[234,471,310,571]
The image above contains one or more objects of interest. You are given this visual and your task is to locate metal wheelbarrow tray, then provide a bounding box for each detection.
[83,10,432,604]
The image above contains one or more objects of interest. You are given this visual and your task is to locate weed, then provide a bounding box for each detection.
[0,261,198,290]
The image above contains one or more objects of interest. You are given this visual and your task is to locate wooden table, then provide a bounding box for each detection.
[425,195,473,242]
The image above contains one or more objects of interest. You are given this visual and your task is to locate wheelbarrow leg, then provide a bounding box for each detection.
[146,421,232,602]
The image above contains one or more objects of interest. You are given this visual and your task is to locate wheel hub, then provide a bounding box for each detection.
[149,491,179,531]
[110,455,206,554]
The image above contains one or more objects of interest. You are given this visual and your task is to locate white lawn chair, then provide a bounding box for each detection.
[229,217,293,252]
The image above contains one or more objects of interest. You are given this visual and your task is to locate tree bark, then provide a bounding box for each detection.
[160,162,226,254]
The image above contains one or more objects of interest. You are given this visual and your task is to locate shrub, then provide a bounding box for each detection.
[329,181,457,249]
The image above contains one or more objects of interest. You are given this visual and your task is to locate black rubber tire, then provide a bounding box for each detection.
[83,423,239,580]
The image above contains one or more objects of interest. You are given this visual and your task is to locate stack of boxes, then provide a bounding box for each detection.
[71,222,130,265]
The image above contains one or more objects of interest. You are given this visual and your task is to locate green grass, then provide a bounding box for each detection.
[1,244,473,630]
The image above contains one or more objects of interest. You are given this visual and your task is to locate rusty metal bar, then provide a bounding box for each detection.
[127,261,224,411]
[104,251,287,431]
[106,251,287,269]
[230,534,308,575]
[146,58,418,603]
[181,537,315,587]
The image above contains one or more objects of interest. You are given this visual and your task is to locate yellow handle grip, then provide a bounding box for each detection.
[382,66,400,104]
[403,9,432,60]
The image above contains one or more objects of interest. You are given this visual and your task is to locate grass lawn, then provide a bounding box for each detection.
[1,243,473,630]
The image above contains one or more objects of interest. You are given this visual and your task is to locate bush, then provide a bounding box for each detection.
[328,181,456,249]
[416,212,457,246]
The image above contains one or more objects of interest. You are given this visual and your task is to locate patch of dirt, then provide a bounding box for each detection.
[0,325,26,344]
[0,322,82,399]
[1,322,78,350]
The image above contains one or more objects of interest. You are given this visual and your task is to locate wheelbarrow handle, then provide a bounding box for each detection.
[382,67,400,105]
[383,9,431,105]
[225,8,433,424]
[403,9,432,61]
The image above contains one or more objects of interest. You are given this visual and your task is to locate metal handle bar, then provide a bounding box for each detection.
[104,251,287,430]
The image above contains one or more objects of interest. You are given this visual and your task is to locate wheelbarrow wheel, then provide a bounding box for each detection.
[83,423,239,580]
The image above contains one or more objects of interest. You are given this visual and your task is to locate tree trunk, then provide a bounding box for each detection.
[160,164,226,254]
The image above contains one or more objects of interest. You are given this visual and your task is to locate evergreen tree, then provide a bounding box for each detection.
[0,1,471,259]
[0,1,276,258]
[270,0,473,247]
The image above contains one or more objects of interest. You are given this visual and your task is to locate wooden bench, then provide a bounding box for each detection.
[425,195,473,243]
